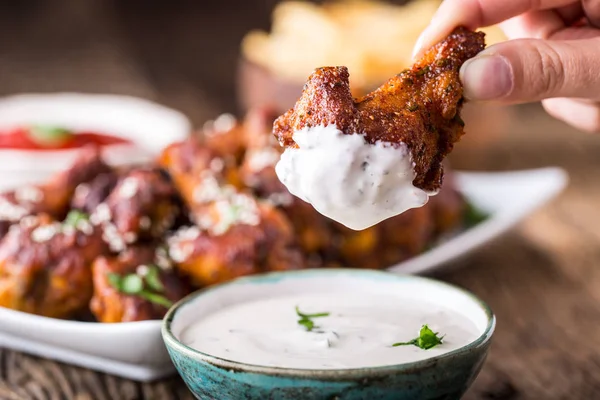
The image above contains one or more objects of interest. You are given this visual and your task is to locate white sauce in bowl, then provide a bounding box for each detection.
[275,124,430,230]
[179,293,479,369]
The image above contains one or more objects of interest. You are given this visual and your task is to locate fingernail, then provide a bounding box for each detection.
[412,32,427,60]
[460,55,514,100]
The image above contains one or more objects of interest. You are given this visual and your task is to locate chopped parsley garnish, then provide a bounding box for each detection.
[464,201,488,228]
[392,325,445,350]
[108,264,173,308]
[28,125,74,147]
[64,210,89,227]
[296,306,330,332]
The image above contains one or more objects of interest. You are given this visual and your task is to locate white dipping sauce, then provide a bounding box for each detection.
[180,293,480,369]
[275,124,431,230]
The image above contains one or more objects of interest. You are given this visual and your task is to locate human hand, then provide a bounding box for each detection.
[413,0,600,132]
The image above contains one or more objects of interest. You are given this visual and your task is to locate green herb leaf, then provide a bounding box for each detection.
[296,306,330,319]
[107,273,123,291]
[64,210,89,227]
[296,306,330,331]
[138,291,173,308]
[297,318,315,331]
[121,274,144,294]
[392,325,445,350]
[28,125,74,147]
[464,201,488,228]
[144,265,165,292]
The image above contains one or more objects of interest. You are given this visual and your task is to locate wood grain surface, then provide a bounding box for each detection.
[1,1,599,399]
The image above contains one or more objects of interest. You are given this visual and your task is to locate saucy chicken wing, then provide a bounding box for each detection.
[159,138,244,206]
[167,197,303,287]
[89,167,183,251]
[0,147,110,239]
[201,113,248,165]
[273,27,485,192]
[0,213,105,318]
[71,171,119,214]
[90,245,190,323]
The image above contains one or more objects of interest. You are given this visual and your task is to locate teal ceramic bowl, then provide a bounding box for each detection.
[162,269,495,400]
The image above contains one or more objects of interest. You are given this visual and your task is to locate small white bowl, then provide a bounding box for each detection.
[0,93,191,184]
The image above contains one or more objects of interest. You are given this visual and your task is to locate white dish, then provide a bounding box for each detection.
[0,93,191,184]
[0,167,567,381]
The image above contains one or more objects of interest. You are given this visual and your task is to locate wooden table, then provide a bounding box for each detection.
[1,1,600,399]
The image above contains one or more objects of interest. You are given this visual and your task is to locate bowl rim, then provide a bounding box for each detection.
[162,268,496,378]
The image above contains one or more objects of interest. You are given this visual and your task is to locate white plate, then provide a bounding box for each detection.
[0,167,568,381]
[0,93,191,185]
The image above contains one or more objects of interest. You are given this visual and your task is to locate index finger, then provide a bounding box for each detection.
[412,0,577,59]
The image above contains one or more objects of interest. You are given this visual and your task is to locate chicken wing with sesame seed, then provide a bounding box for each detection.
[167,201,304,287]
[0,213,106,318]
[0,146,110,239]
[273,27,485,192]
[90,167,184,250]
[158,138,245,208]
[90,245,190,323]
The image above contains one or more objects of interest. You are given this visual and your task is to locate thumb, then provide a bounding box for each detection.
[459,37,600,103]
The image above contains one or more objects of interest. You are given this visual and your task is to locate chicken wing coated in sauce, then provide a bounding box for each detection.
[88,167,183,251]
[0,146,110,239]
[159,138,244,207]
[71,171,119,214]
[0,213,105,319]
[90,245,190,323]
[167,199,303,287]
[273,27,486,192]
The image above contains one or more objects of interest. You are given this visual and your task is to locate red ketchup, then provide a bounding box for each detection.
[0,126,130,150]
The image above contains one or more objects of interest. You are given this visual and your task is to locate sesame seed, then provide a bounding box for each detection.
[246,148,280,172]
[0,198,29,221]
[15,186,44,204]
[209,193,260,236]
[118,177,139,199]
[102,223,126,252]
[76,220,94,235]
[166,226,201,262]
[209,158,225,173]
[31,223,61,243]
[155,247,173,270]
[74,184,90,200]
[20,216,39,228]
[267,192,294,207]
[90,203,111,225]
[123,231,137,244]
[136,264,149,277]
[213,113,236,132]
[139,216,152,230]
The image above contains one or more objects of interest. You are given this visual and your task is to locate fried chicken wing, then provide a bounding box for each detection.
[0,146,110,239]
[71,171,119,214]
[201,113,248,164]
[89,167,183,251]
[90,245,190,323]
[0,213,105,318]
[167,198,303,287]
[159,138,244,207]
[273,27,485,192]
